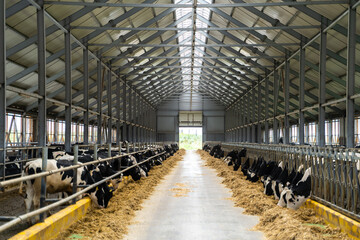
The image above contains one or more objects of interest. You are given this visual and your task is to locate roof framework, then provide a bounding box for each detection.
[2,0,360,121]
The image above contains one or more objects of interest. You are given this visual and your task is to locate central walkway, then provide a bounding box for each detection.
[124,150,264,240]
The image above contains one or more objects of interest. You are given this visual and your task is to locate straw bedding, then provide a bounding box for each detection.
[197,149,350,240]
[56,149,186,240]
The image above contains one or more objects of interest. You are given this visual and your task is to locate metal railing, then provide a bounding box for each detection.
[0,141,166,233]
[204,141,360,221]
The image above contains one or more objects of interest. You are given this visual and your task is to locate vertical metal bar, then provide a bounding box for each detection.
[134,91,137,142]
[37,0,47,155]
[284,56,290,144]
[273,69,278,144]
[242,99,245,142]
[252,86,255,143]
[0,0,6,181]
[72,145,78,204]
[346,4,356,148]
[116,77,121,146]
[65,28,72,152]
[122,80,127,141]
[318,17,327,147]
[83,48,89,145]
[107,70,112,144]
[264,74,269,144]
[299,41,305,145]
[257,77,261,143]
[128,89,133,142]
[40,147,47,222]
[97,61,102,144]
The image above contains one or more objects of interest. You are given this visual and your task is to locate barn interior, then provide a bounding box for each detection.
[1,0,360,239]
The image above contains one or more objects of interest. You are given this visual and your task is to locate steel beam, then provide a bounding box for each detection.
[94,43,299,48]
[107,69,112,144]
[83,48,89,145]
[44,2,348,8]
[116,78,121,146]
[122,80,127,141]
[318,18,327,147]
[105,55,284,60]
[346,4,356,148]
[264,73,269,144]
[74,25,320,31]
[284,56,290,144]
[257,77,261,143]
[299,42,305,145]
[97,61,102,144]
[37,0,47,148]
[0,0,5,179]
[64,29,72,152]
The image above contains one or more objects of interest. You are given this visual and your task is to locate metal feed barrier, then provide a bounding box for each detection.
[204,142,360,222]
[0,141,173,234]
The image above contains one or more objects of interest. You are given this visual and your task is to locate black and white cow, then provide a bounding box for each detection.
[264,161,284,196]
[277,167,311,210]
[20,159,114,218]
[233,148,247,171]
[223,150,238,166]
[203,144,211,152]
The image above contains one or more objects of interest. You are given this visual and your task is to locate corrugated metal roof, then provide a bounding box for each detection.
[3,0,360,120]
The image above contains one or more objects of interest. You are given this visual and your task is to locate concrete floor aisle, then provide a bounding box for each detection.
[123,150,264,240]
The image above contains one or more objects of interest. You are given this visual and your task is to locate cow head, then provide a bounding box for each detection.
[277,189,292,207]
[88,169,114,208]
[264,178,274,195]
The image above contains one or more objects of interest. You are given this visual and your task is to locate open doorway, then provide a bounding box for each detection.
[179,127,202,150]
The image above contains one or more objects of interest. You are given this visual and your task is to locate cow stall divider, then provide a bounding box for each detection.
[0,141,169,234]
[204,142,360,222]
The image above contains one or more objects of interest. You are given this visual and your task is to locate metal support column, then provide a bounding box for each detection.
[37,0,47,150]
[284,55,290,144]
[83,48,89,145]
[273,67,279,144]
[116,77,121,146]
[257,77,261,143]
[346,4,356,148]
[128,89,133,142]
[264,73,269,144]
[242,99,245,142]
[97,61,102,144]
[122,80,127,141]
[246,97,250,142]
[37,0,47,219]
[0,0,5,180]
[134,92,137,142]
[65,27,72,152]
[252,87,256,142]
[318,17,327,147]
[299,41,305,145]
[107,70,112,144]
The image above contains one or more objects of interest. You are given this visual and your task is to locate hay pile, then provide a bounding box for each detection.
[56,149,186,240]
[197,150,350,240]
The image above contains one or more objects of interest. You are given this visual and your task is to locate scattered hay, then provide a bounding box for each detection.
[169,183,191,197]
[197,150,350,240]
[56,149,186,240]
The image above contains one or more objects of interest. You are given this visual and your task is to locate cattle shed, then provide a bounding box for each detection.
[1,0,360,240]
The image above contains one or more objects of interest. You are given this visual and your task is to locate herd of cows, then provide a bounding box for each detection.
[203,144,311,210]
[14,143,179,218]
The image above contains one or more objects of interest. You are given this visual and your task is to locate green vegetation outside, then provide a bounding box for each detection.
[179,132,202,150]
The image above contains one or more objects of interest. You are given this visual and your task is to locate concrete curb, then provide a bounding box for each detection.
[9,198,91,240]
[304,199,360,239]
